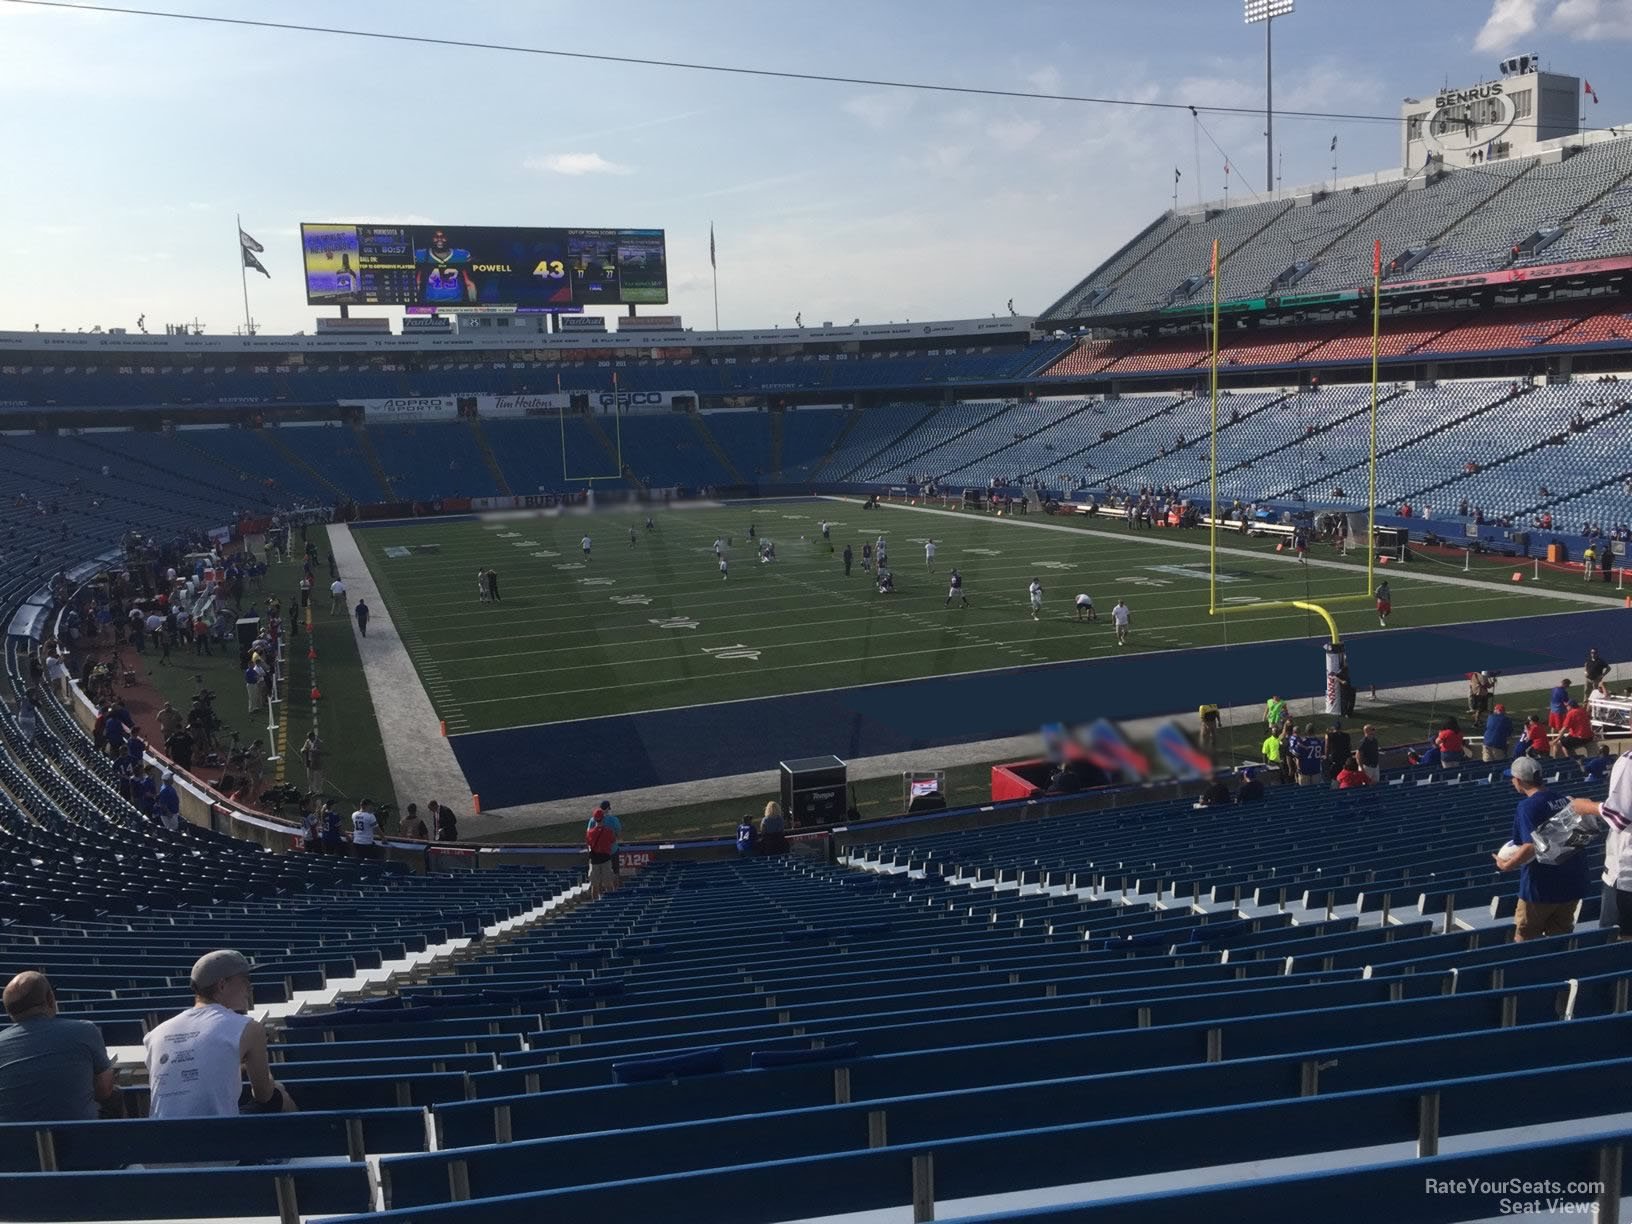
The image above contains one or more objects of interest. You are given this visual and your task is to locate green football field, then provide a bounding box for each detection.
[350,499,1589,734]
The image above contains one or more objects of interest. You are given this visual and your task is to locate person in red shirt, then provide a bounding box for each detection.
[1434,718,1467,764]
[1524,716,1550,758]
[1553,701,1596,758]
[585,811,617,899]
[1335,754,1373,788]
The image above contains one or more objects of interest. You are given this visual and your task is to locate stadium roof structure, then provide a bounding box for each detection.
[1043,128,1632,327]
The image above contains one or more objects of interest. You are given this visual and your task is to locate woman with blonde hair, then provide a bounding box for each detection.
[758,801,787,855]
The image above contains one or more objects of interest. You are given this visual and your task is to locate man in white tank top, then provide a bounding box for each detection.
[143,950,296,1118]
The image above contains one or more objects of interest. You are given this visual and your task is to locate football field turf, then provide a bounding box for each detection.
[351,499,1592,736]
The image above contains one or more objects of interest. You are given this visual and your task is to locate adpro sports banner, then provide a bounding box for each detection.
[348,397,461,421]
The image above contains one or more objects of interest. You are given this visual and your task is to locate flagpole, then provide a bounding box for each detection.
[237,213,252,335]
[710,221,720,332]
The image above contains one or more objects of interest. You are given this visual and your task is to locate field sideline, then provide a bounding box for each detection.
[350,498,1595,736]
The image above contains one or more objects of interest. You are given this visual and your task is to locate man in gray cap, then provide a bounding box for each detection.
[143,950,296,1118]
[0,971,118,1121]
[1494,757,1591,942]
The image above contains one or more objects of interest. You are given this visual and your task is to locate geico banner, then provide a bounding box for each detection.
[478,390,694,417]
[350,397,461,421]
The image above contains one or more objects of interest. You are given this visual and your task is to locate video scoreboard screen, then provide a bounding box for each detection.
[300,223,668,310]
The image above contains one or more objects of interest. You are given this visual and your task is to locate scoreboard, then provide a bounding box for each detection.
[301,223,668,310]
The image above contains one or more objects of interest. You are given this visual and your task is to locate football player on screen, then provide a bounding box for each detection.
[415,230,475,302]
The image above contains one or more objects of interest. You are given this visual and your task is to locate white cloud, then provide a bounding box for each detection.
[841,91,915,129]
[523,152,633,176]
[1473,0,1632,49]
[1027,65,1064,98]
[1552,0,1632,38]
[1475,0,1543,49]
[986,117,1043,151]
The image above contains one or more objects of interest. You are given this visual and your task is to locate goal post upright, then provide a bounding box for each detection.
[1209,237,1221,618]
[1367,237,1382,600]
[559,371,625,486]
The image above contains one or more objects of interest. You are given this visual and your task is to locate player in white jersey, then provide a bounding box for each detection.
[580,535,592,560]
[1074,593,1097,622]
[1028,578,1043,621]
[875,536,888,567]
[720,554,729,580]
[1112,598,1131,645]
[924,540,936,571]
[946,568,968,608]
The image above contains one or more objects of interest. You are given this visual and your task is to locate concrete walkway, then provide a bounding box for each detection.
[329,524,517,838]
[483,664,1582,837]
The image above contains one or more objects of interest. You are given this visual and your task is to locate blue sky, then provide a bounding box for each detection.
[2,0,1631,335]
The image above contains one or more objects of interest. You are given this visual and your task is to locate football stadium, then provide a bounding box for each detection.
[3,3,1632,1221]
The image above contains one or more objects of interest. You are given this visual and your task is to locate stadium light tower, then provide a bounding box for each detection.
[1244,0,1294,194]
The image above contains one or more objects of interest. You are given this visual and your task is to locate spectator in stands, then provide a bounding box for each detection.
[1339,725,1370,785]
[350,799,380,858]
[1585,745,1615,783]
[1323,722,1352,781]
[1549,679,1572,731]
[434,799,458,842]
[1553,701,1595,758]
[320,800,343,855]
[1522,715,1550,760]
[1293,725,1324,787]
[401,803,430,840]
[759,800,788,854]
[145,951,296,1117]
[736,817,756,854]
[587,801,622,888]
[1567,750,1632,937]
[1496,758,1590,942]
[0,971,118,1122]
[1235,767,1265,803]
[1335,755,1372,789]
[156,772,181,831]
[1435,718,1467,765]
[299,800,320,853]
[1482,704,1513,762]
[586,808,616,898]
[1257,719,1281,768]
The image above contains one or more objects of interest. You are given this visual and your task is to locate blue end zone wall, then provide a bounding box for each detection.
[449,607,1627,809]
